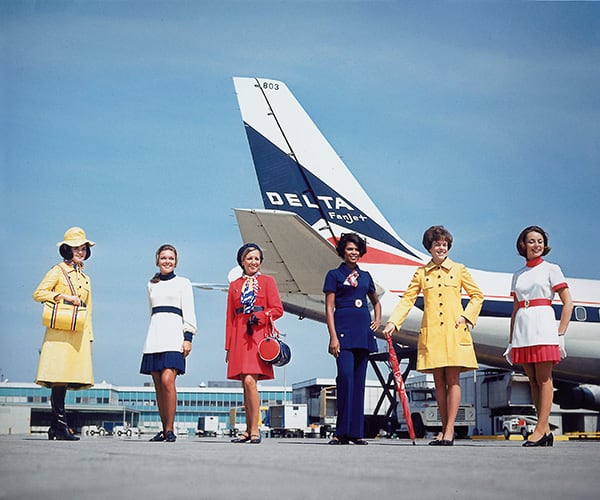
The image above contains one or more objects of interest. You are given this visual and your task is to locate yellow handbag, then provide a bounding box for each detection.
[41,266,87,332]
[42,300,87,332]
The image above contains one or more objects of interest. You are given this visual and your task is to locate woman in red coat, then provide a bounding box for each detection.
[226,243,283,444]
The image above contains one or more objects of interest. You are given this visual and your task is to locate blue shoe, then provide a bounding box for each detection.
[164,430,177,442]
[149,431,165,442]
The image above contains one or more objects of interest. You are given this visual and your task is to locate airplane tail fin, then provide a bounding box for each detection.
[232,77,426,266]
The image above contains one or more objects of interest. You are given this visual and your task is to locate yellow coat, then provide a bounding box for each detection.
[388,258,483,373]
[33,262,94,389]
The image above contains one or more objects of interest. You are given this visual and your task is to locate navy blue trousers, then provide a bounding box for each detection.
[335,348,369,439]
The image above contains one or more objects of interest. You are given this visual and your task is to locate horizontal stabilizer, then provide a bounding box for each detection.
[234,209,341,296]
[191,283,229,292]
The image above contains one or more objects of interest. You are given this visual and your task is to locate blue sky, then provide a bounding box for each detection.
[1,1,599,388]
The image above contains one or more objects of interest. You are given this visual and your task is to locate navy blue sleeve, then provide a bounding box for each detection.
[323,269,337,293]
[365,271,376,295]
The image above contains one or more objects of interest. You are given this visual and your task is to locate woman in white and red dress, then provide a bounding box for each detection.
[506,226,573,447]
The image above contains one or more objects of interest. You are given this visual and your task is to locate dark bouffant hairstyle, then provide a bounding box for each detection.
[422,225,453,251]
[150,244,178,283]
[236,243,264,268]
[516,226,551,258]
[336,233,367,258]
[59,243,91,261]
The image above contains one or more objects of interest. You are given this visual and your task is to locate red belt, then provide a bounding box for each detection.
[518,298,552,309]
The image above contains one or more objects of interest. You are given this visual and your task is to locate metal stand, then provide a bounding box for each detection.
[364,345,417,439]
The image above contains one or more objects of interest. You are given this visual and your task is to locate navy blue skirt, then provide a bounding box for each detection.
[140,352,186,375]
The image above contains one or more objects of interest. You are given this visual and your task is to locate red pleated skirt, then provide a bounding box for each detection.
[512,345,561,365]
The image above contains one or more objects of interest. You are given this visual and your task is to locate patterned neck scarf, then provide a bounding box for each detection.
[241,273,261,313]
[64,260,84,271]
[345,269,359,287]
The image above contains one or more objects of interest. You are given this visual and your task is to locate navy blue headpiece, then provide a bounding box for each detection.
[236,243,264,268]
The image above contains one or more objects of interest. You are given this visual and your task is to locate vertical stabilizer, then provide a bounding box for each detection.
[233,77,426,266]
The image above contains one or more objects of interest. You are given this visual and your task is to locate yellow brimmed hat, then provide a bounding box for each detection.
[57,227,95,248]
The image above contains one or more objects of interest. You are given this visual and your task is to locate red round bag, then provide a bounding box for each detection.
[258,336,291,366]
[257,314,291,367]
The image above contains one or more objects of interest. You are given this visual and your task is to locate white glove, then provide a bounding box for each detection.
[558,335,567,359]
[503,343,513,366]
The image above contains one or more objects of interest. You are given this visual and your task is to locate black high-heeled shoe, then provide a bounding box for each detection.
[545,433,554,447]
[48,422,79,441]
[328,436,349,445]
[49,386,79,441]
[522,434,548,447]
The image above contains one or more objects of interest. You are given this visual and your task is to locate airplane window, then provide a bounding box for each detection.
[574,306,587,322]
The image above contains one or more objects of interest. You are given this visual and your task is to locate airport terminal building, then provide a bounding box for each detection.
[1,371,598,437]
[0,377,388,437]
[0,380,292,436]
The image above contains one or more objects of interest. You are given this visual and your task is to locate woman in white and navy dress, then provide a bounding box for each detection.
[140,244,197,443]
[324,233,381,445]
[506,226,573,447]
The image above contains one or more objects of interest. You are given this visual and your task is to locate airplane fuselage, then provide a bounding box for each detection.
[278,260,600,386]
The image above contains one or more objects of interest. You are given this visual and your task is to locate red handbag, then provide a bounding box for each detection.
[258,313,291,367]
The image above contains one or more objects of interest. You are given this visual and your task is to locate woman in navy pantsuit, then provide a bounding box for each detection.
[323,233,381,445]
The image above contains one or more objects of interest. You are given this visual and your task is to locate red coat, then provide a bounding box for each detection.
[225,274,284,380]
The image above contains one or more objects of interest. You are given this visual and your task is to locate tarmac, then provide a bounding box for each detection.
[0,434,599,500]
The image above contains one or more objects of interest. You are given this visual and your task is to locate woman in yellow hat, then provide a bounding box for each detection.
[33,227,95,440]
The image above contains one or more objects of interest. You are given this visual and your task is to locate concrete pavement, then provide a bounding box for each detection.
[0,434,598,500]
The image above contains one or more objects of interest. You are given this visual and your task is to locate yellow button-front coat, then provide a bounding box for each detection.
[388,258,483,373]
[33,262,94,389]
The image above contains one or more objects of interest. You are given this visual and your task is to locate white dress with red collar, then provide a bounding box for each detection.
[511,258,568,348]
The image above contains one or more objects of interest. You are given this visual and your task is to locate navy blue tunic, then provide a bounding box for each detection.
[323,264,377,352]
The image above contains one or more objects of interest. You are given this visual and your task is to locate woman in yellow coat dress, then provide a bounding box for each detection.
[382,226,483,445]
[33,227,95,440]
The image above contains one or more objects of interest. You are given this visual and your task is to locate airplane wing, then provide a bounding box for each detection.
[234,208,340,296]
[190,283,229,292]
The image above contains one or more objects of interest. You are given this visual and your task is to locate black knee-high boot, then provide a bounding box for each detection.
[49,386,79,441]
